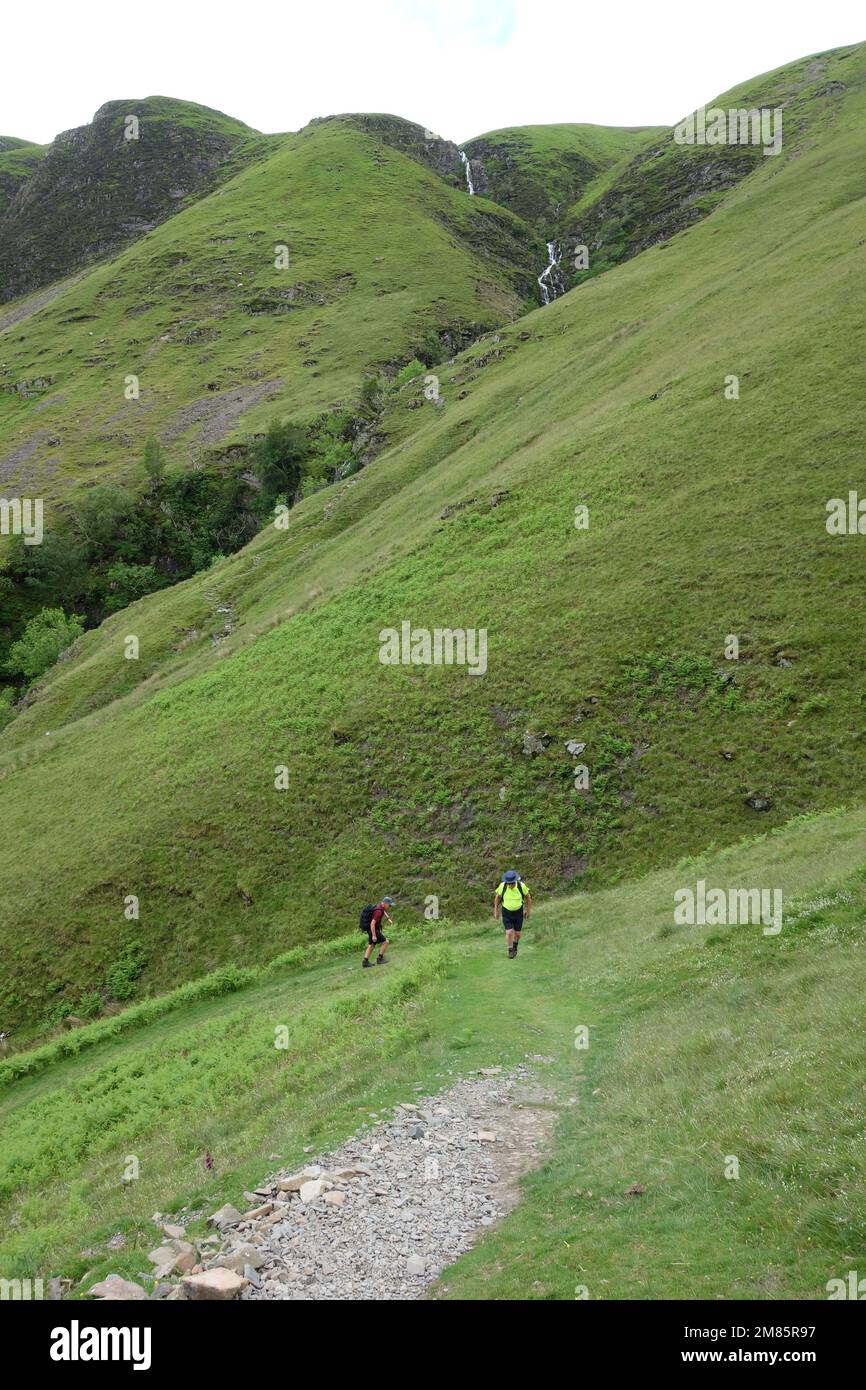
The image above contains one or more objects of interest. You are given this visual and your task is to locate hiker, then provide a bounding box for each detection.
[494,870,531,958]
[360,896,395,967]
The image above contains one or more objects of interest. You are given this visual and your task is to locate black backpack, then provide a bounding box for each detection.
[359,904,377,932]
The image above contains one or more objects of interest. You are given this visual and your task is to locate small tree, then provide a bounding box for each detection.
[5,607,85,683]
[252,419,309,510]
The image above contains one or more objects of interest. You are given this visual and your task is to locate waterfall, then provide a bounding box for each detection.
[537,240,560,306]
[459,151,475,196]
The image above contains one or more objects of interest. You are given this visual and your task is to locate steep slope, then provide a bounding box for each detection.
[0,97,267,302]
[1,43,865,1037]
[462,123,662,232]
[0,112,534,516]
[559,43,862,284]
[0,137,46,215]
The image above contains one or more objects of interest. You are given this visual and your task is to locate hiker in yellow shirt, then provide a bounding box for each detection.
[494,870,531,959]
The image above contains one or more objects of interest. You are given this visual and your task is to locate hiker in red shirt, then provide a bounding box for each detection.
[360,897,395,967]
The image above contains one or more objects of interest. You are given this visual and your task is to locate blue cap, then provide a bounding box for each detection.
[503,870,519,882]
[383,896,396,905]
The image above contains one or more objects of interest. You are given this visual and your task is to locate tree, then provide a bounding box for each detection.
[104,562,162,613]
[252,419,309,510]
[5,608,85,683]
[70,483,133,551]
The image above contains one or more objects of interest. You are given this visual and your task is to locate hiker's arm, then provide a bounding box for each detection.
[524,892,532,919]
[493,893,501,921]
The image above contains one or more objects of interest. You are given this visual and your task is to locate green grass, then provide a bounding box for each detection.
[0,141,46,214]
[0,113,532,517]
[462,122,663,231]
[563,43,865,282]
[1,805,863,1299]
[4,43,866,1035]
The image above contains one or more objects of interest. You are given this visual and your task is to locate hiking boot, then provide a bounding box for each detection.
[362,957,373,968]
[507,946,516,958]
[376,954,388,964]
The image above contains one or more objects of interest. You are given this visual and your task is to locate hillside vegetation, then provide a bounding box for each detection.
[1,806,863,1299]
[1,44,865,1052]
[0,97,266,302]
[0,112,534,512]
[462,122,662,233]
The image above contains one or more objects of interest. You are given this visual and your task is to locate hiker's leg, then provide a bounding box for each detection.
[377,936,389,958]
[363,940,374,960]
[505,928,514,949]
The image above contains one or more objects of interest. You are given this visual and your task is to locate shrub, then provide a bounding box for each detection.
[394,358,426,388]
[104,562,162,613]
[252,419,310,510]
[5,607,84,682]
[105,942,148,1001]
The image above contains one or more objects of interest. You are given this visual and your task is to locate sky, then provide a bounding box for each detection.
[3,0,864,146]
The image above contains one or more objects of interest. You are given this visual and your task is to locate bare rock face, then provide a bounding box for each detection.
[0,97,259,303]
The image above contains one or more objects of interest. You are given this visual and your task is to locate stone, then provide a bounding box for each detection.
[88,1274,148,1301]
[215,1243,265,1272]
[477,1131,498,1143]
[300,1178,332,1203]
[323,1190,346,1207]
[149,1239,197,1277]
[148,1243,175,1267]
[208,1203,242,1229]
[182,1268,247,1300]
[242,1201,273,1220]
[161,1223,185,1240]
[406,1255,426,1275]
[276,1167,320,1192]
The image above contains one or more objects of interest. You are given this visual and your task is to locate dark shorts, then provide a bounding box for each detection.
[501,907,524,932]
[366,928,389,946]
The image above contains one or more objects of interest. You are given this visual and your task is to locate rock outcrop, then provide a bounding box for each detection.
[0,97,262,302]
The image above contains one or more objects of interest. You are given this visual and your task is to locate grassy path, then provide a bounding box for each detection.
[1,808,864,1299]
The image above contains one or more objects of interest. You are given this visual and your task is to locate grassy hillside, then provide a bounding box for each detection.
[560,42,864,283]
[0,113,533,513]
[1,806,863,1299]
[2,43,866,1038]
[462,122,662,232]
[0,139,46,215]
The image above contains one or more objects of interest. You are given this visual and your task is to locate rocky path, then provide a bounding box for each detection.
[110,1063,558,1302]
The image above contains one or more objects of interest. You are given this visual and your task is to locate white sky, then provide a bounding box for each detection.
[4,0,864,146]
